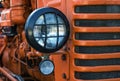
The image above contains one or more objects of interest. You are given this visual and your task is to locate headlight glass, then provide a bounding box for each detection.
[39,60,54,75]
[25,7,70,53]
[33,13,66,49]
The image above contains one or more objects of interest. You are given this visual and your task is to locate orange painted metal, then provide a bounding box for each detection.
[27,67,54,81]
[0,67,17,81]
[0,35,7,55]
[73,27,120,33]
[73,14,120,19]
[0,0,55,80]
[10,0,30,25]
[51,50,70,81]
[10,0,27,6]
[44,0,67,14]
[40,1,70,81]
[1,9,13,26]
[72,0,120,6]
[1,0,30,26]
[11,7,26,25]
[31,0,37,10]
[1,0,10,8]
[68,0,120,81]
[73,52,120,60]
[0,78,3,81]
[73,40,120,46]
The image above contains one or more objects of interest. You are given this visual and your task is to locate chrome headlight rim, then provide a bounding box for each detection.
[25,7,70,53]
[39,60,54,75]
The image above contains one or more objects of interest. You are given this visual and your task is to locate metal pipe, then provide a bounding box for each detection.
[14,56,27,66]
[0,67,17,81]
[0,78,3,81]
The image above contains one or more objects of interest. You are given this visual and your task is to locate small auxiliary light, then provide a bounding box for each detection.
[39,60,54,75]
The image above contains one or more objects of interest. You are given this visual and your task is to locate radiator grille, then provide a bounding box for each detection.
[75,58,120,66]
[75,5,120,13]
[73,4,120,80]
[75,32,120,40]
[75,46,120,54]
[75,20,120,27]
[75,71,120,80]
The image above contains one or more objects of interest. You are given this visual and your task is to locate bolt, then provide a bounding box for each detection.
[61,54,66,61]
[67,47,70,51]
[62,73,67,79]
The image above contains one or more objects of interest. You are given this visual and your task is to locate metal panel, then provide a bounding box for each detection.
[70,0,120,81]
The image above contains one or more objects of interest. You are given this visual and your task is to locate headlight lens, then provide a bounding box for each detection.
[25,7,70,53]
[33,13,66,49]
[39,60,54,75]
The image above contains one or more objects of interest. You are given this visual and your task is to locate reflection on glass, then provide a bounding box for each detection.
[59,25,66,36]
[35,38,39,41]
[33,26,41,37]
[47,25,57,37]
[34,26,46,47]
[36,15,45,24]
[58,37,64,46]
[46,38,57,49]
[33,26,46,38]
[38,39,45,47]
[40,25,46,37]
[45,13,57,24]
[57,16,64,24]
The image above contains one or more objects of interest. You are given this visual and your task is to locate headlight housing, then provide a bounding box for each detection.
[25,7,70,53]
[39,60,54,75]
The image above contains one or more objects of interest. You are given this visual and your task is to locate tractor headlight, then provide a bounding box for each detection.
[25,7,70,53]
[39,60,54,75]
